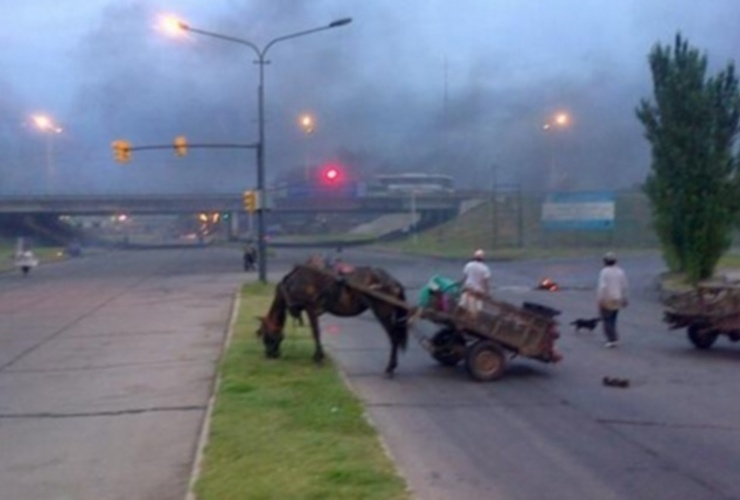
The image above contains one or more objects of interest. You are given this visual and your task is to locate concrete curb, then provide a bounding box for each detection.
[184,284,243,500]
[334,362,414,499]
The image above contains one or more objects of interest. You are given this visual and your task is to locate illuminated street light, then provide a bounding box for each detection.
[298,113,316,134]
[32,114,63,134]
[542,111,572,191]
[542,111,570,131]
[163,15,352,283]
[30,113,63,193]
[298,113,316,181]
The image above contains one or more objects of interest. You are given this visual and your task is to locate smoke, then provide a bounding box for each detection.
[4,0,740,195]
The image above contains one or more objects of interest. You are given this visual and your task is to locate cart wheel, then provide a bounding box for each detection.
[687,325,719,350]
[430,327,466,366]
[465,340,506,382]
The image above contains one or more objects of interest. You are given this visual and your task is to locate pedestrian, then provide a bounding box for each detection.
[458,249,491,320]
[597,251,629,348]
[243,242,257,271]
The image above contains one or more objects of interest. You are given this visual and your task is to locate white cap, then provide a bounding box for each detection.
[604,251,617,262]
[473,249,485,259]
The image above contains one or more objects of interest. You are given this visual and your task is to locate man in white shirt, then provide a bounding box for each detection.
[458,249,491,319]
[597,252,629,348]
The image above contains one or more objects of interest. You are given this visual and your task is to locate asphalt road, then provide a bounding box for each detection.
[303,247,740,500]
[2,246,739,500]
[0,246,251,500]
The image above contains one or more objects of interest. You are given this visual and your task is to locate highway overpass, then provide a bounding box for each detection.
[0,193,463,216]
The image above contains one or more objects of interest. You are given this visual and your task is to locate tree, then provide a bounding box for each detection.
[636,34,740,284]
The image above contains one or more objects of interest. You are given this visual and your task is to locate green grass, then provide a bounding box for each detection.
[194,282,409,500]
[382,202,625,261]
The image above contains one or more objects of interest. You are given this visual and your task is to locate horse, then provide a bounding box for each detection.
[256,258,409,377]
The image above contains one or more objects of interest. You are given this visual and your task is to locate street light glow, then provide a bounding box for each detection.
[159,15,189,36]
[31,114,62,133]
[543,111,571,131]
[299,113,315,134]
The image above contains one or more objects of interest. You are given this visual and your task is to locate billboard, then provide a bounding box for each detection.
[541,191,615,231]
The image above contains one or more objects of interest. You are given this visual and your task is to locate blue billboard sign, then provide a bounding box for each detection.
[541,191,615,231]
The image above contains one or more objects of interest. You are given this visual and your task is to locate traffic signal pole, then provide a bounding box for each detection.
[256,66,267,283]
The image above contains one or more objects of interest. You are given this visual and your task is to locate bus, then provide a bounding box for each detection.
[367,173,455,196]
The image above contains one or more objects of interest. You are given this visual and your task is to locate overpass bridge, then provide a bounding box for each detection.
[0,193,463,216]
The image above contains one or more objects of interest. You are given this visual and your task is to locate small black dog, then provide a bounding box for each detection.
[570,317,601,332]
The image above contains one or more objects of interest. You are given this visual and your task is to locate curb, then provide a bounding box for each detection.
[184,284,243,500]
[334,361,414,499]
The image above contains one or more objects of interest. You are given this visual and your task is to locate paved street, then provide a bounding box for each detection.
[318,248,740,500]
[2,246,739,500]
[0,247,248,500]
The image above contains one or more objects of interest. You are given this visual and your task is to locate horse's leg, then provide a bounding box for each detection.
[306,311,325,364]
[374,305,400,378]
[380,302,410,378]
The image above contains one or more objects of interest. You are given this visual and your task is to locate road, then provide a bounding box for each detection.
[314,248,740,500]
[0,247,251,500]
[2,246,738,500]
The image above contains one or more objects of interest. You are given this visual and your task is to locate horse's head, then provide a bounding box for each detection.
[255,316,284,358]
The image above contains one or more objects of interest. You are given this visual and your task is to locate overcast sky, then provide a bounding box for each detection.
[2,0,739,194]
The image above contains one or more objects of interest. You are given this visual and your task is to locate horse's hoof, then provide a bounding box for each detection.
[384,370,395,379]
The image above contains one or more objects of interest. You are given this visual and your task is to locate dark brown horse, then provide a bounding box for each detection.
[256,259,409,377]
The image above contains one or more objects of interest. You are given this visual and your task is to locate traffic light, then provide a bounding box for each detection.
[174,136,188,156]
[243,190,258,213]
[319,163,344,185]
[112,140,132,163]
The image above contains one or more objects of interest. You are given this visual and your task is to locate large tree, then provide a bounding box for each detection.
[637,34,740,284]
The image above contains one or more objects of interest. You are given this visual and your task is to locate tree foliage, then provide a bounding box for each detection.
[636,34,740,284]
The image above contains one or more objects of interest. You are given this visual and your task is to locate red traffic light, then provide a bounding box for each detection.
[319,164,345,185]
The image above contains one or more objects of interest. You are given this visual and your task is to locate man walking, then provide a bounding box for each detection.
[597,251,629,348]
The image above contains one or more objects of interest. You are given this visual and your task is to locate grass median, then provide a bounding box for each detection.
[193,282,409,500]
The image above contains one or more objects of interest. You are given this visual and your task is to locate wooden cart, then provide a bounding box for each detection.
[414,295,562,382]
[663,284,740,349]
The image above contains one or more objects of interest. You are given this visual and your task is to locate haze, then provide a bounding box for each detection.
[2,0,739,195]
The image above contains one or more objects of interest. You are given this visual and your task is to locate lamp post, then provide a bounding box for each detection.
[298,113,316,181]
[31,114,63,194]
[542,111,570,191]
[165,16,352,283]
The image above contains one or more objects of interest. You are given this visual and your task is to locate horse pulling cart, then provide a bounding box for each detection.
[663,284,740,349]
[335,273,563,382]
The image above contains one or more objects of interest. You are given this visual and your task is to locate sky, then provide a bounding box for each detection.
[2,0,740,195]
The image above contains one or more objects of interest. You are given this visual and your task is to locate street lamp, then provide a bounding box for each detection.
[542,111,571,191]
[163,16,352,283]
[298,112,316,181]
[31,114,63,194]
[298,113,316,135]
